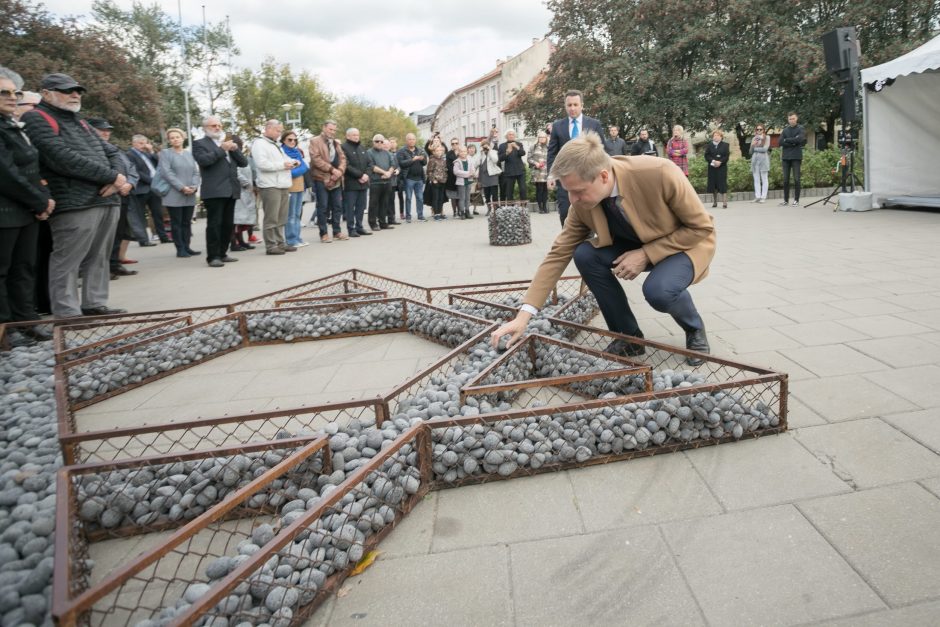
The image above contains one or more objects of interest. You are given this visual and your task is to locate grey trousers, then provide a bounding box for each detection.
[259,187,290,251]
[48,204,120,317]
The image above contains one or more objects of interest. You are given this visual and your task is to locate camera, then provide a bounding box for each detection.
[837,128,855,147]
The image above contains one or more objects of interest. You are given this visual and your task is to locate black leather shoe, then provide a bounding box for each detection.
[113,266,138,276]
[208,259,224,267]
[186,249,201,255]
[356,229,373,236]
[348,231,360,238]
[220,256,239,262]
[81,306,127,316]
[139,241,157,247]
[685,327,710,366]
[603,333,646,358]
[380,224,394,229]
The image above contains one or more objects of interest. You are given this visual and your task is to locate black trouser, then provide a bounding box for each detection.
[110,198,134,269]
[34,220,51,315]
[501,174,527,201]
[369,184,392,227]
[203,197,235,262]
[535,182,548,212]
[429,183,446,215]
[0,221,39,323]
[140,191,169,241]
[483,185,500,205]
[782,159,802,202]
[573,241,703,336]
[556,182,570,227]
[384,183,396,223]
[166,206,195,253]
[395,184,404,217]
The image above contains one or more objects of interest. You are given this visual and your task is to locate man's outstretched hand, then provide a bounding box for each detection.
[490,311,532,349]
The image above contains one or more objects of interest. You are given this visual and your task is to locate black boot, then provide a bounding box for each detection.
[603,330,646,358]
[685,326,710,366]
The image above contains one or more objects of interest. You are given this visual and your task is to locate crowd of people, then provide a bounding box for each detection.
[0,67,805,341]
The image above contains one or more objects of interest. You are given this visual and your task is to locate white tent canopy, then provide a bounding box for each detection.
[862,35,940,207]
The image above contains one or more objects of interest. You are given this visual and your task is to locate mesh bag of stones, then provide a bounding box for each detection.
[140,442,423,627]
[488,205,532,246]
[430,388,780,483]
[65,321,242,402]
[246,302,404,342]
[74,447,326,535]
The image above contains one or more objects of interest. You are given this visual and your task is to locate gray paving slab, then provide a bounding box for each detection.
[683,434,850,509]
[730,349,818,381]
[779,344,889,377]
[793,418,940,489]
[797,483,940,606]
[771,302,853,324]
[849,335,940,368]
[812,600,940,627]
[838,313,934,338]
[791,374,919,422]
[374,492,436,559]
[714,308,795,330]
[881,409,940,454]
[785,396,828,429]
[566,453,723,531]
[431,472,584,552]
[863,365,940,408]
[776,321,870,346]
[715,327,803,352]
[509,527,705,627]
[830,297,909,317]
[324,545,513,627]
[661,504,884,626]
[921,477,940,499]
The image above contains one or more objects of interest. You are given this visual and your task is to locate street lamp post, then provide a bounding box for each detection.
[282,102,304,131]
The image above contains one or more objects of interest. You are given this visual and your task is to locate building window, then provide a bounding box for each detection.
[490,86,496,104]
[491,118,496,130]
[497,82,501,104]
[461,96,466,113]
[470,93,475,110]
[471,122,476,137]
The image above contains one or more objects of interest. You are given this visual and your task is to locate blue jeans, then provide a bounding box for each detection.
[343,188,368,233]
[573,242,703,335]
[403,178,425,220]
[286,191,304,245]
[313,181,343,236]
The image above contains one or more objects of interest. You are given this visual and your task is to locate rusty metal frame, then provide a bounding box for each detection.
[55,316,194,365]
[272,279,387,306]
[53,436,330,627]
[429,275,587,307]
[459,333,652,404]
[228,269,357,311]
[60,397,383,466]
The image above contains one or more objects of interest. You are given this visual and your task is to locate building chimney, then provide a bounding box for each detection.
[532,37,539,44]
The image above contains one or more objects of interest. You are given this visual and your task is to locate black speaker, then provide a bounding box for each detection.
[841,77,858,122]
[822,27,859,76]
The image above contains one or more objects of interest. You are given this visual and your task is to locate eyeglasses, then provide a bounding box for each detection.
[0,89,22,99]
[284,138,296,143]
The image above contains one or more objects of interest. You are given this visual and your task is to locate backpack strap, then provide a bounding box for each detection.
[33,109,60,135]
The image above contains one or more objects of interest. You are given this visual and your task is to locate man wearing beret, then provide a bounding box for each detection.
[22,73,128,317]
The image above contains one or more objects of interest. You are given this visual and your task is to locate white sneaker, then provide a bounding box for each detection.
[791,201,799,207]
[778,201,789,206]
[296,241,310,248]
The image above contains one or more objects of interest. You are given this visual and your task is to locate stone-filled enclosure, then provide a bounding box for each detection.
[0,269,787,627]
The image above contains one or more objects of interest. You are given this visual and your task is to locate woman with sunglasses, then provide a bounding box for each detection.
[281,130,310,247]
[750,124,771,203]
[0,66,54,339]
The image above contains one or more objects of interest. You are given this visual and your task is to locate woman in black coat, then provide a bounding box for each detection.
[0,68,54,339]
[703,129,730,208]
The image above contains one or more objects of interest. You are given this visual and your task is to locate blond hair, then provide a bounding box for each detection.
[549,131,610,182]
[166,127,185,138]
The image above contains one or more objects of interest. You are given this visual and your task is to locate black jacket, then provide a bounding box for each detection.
[704,141,730,169]
[126,148,159,195]
[0,116,50,228]
[341,140,370,191]
[396,146,428,180]
[630,139,658,156]
[445,149,458,191]
[21,102,122,212]
[547,115,604,172]
[498,141,527,176]
[779,124,806,160]
[192,136,247,200]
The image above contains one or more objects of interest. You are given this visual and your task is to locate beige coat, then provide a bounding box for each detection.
[522,156,716,309]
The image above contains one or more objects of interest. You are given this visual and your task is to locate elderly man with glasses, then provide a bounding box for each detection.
[21,73,128,318]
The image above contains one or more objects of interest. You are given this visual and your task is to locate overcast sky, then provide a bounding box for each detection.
[40,0,554,114]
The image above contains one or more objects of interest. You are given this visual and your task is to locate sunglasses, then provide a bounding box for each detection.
[0,89,22,99]
[284,137,297,142]
[53,88,83,95]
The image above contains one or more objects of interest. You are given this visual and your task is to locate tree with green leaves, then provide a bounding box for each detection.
[331,97,420,146]
[0,0,163,143]
[186,19,239,120]
[231,58,334,138]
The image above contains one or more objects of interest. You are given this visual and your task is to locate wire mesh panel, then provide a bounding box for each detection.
[402,301,494,349]
[55,317,194,365]
[274,280,388,308]
[424,374,786,488]
[60,399,384,466]
[349,270,432,302]
[53,438,330,627]
[427,275,586,308]
[59,314,245,414]
[229,270,357,312]
[243,299,407,345]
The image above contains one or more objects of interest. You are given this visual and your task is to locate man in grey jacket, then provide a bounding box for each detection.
[366,134,396,230]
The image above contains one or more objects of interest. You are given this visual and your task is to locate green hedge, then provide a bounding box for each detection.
[688,148,864,194]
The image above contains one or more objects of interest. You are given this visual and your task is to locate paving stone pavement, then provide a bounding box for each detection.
[96,201,940,626]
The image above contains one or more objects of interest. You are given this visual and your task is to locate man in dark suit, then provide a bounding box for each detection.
[547,89,603,227]
[192,116,248,267]
[127,134,169,243]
